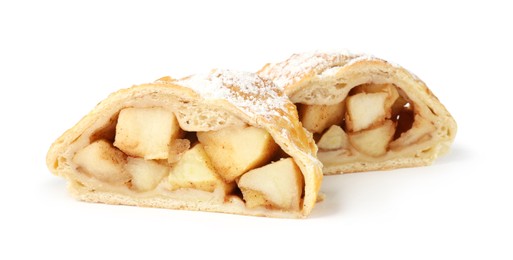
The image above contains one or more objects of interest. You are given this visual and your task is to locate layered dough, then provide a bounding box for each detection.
[259,52,457,174]
[47,70,322,218]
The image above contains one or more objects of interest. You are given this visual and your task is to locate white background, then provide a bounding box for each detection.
[1,1,511,259]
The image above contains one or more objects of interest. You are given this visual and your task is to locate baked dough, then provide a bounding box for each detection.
[47,70,323,218]
[259,52,457,174]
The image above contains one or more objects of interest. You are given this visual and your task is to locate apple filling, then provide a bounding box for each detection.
[299,83,434,158]
[72,107,304,211]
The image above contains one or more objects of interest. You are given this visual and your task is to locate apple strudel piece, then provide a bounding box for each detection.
[259,52,457,174]
[47,70,322,218]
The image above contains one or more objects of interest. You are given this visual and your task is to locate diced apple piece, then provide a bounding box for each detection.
[114,107,182,160]
[168,144,228,193]
[238,158,304,211]
[299,101,345,133]
[237,189,270,209]
[125,157,169,191]
[351,83,399,104]
[197,126,278,182]
[317,125,349,150]
[349,120,396,157]
[385,85,400,111]
[168,139,191,164]
[73,140,130,184]
[346,92,389,132]
[352,83,399,110]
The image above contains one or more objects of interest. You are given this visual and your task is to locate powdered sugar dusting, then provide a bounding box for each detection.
[176,69,289,118]
[344,53,379,67]
[260,51,380,88]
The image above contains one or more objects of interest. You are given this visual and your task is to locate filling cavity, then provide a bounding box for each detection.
[72,107,304,211]
[299,83,431,158]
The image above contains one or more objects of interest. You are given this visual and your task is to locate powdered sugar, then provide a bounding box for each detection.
[260,52,379,89]
[319,66,343,78]
[176,69,289,118]
[344,53,379,67]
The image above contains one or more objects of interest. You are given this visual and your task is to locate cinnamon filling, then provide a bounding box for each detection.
[72,107,304,211]
[299,83,432,157]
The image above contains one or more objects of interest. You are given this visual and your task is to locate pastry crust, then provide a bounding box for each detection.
[47,70,322,218]
[259,52,457,174]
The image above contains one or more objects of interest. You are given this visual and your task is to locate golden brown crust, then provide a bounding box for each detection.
[259,52,457,174]
[47,70,322,218]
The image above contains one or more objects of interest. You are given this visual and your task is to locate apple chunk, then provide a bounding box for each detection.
[114,107,182,160]
[351,83,399,110]
[238,158,304,211]
[73,140,130,184]
[125,157,169,191]
[197,126,278,182]
[345,92,389,132]
[299,101,345,133]
[317,125,349,150]
[349,120,396,157]
[168,144,228,193]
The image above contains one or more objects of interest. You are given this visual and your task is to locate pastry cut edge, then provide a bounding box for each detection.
[47,70,323,218]
[259,52,457,174]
